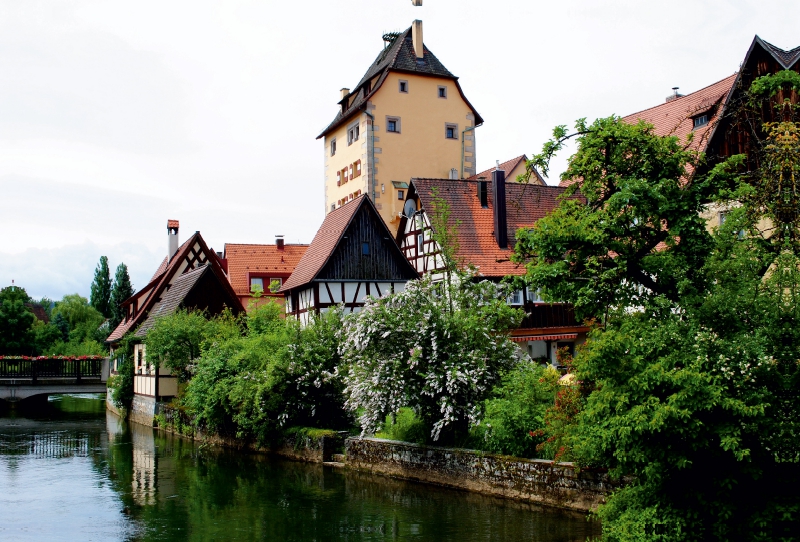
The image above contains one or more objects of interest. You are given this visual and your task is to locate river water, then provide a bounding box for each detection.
[0,394,599,541]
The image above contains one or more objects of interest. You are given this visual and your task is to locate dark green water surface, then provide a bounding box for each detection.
[0,395,599,541]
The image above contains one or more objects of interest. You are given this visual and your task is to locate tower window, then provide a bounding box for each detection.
[386,116,401,133]
[438,86,447,98]
[330,138,336,156]
[348,122,360,145]
[399,80,408,93]
[445,123,458,140]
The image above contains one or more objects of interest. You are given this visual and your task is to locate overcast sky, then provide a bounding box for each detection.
[3,0,799,300]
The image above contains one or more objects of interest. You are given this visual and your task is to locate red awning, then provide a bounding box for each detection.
[510,333,578,343]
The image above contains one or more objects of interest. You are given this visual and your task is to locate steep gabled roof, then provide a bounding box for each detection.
[106,231,242,343]
[224,243,309,296]
[317,26,483,139]
[405,179,582,278]
[751,35,800,69]
[280,198,365,292]
[135,265,210,337]
[469,155,544,185]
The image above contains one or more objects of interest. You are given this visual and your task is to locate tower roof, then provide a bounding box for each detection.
[317,25,482,139]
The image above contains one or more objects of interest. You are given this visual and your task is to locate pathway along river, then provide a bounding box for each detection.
[0,394,600,541]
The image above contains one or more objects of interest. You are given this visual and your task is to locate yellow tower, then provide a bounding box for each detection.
[317,20,483,234]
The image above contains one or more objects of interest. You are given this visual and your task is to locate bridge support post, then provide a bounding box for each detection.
[76,359,81,383]
[32,360,37,385]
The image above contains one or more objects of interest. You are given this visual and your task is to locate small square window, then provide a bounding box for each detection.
[387,117,400,133]
[362,242,370,255]
[348,123,360,145]
[250,277,264,292]
[438,86,447,98]
[445,124,458,139]
[399,80,408,93]
[330,138,336,156]
[397,190,404,200]
[506,290,523,306]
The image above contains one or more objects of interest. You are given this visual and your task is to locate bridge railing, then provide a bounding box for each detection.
[0,356,105,382]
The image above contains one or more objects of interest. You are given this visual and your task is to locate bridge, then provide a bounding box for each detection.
[0,358,109,401]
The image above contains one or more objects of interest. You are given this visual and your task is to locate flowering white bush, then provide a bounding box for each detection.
[340,272,522,442]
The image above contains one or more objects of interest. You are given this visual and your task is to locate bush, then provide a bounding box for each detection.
[472,362,560,458]
[375,407,429,445]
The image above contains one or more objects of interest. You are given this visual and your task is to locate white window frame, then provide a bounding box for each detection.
[347,121,360,145]
[507,290,523,306]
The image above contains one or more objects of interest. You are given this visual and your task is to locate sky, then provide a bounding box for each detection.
[3,0,800,300]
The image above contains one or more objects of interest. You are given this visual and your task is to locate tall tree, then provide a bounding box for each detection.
[90,256,112,318]
[0,285,35,355]
[109,263,134,330]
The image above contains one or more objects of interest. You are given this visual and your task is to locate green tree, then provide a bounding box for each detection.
[90,256,112,318]
[109,263,134,330]
[0,285,35,355]
[514,73,800,541]
[48,294,106,355]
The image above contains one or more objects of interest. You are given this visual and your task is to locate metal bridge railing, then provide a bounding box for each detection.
[0,357,104,383]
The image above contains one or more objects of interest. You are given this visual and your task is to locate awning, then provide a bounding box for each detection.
[391,181,409,189]
[510,333,578,343]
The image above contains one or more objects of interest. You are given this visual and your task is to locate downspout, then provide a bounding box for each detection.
[364,109,376,201]
[461,125,477,179]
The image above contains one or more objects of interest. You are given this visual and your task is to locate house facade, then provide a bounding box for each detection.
[318,20,483,234]
[397,171,589,365]
[223,237,308,311]
[106,220,244,406]
[280,195,418,325]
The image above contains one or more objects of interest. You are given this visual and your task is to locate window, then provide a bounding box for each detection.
[507,290,523,305]
[438,85,447,98]
[250,277,264,292]
[526,288,543,303]
[719,212,727,225]
[386,116,401,133]
[417,233,424,249]
[445,123,458,140]
[347,122,360,145]
[397,190,405,200]
[381,183,385,194]
[693,114,709,129]
[399,80,408,93]
[362,242,370,255]
[330,204,335,212]
[330,138,336,156]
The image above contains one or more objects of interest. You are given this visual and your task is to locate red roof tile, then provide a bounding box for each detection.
[469,155,544,185]
[224,243,308,296]
[410,179,582,278]
[167,219,179,229]
[280,197,365,292]
[559,74,737,187]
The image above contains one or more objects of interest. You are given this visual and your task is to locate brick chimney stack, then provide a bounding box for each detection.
[492,169,507,249]
[167,220,179,261]
[412,20,424,59]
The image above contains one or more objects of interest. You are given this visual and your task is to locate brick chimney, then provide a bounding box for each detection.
[167,220,179,261]
[412,20,424,59]
[492,169,507,248]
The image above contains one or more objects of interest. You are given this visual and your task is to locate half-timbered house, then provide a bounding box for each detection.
[397,170,589,364]
[280,195,418,324]
[106,220,244,404]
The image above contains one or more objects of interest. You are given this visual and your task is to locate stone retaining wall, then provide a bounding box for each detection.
[345,437,618,512]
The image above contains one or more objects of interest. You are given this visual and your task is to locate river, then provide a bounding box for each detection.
[0,394,600,541]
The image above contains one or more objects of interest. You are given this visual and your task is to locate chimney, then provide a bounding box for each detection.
[412,20,424,59]
[411,0,422,5]
[340,88,350,100]
[276,235,285,251]
[666,86,684,103]
[167,220,179,261]
[492,168,507,248]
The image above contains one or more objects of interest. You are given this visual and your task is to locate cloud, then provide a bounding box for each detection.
[0,240,163,301]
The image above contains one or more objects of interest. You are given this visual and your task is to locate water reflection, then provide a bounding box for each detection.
[0,395,600,541]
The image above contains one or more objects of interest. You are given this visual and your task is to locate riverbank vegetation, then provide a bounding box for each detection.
[510,72,800,540]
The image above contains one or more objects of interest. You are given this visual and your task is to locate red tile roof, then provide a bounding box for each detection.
[410,179,582,278]
[280,197,364,292]
[167,219,179,229]
[559,74,737,187]
[224,243,308,296]
[469,155,544,185]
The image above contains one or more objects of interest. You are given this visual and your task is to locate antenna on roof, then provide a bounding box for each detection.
[666,86,684,103]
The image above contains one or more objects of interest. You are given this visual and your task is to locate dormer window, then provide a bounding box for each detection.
[693,114,709,129]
